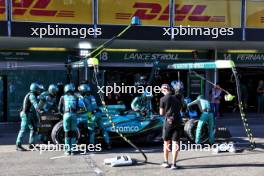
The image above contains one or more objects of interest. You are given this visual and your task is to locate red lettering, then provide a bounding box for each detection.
[12,0,34,8]
[175,5,193,14]
[158,5,169,20]
[189,5,210,21]
[13,8,27,15]
[0,8,5,14]
[133,2,161,20]
[30,9,57,16]
[33,0,51,8]
[175,5,193,21]
[0,0,5,6]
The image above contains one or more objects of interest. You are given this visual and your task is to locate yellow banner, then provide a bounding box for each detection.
[247,1,264,28]
[12,0,92,24]
[174,0,240,27]
[99,0,170,26]
[0,0,6,20]
[98,0,240,27]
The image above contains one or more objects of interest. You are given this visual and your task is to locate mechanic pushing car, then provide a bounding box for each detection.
[78,83,111,149]
[16,82,43,151]
[187,95,215,144]
[131,91,153,117]
[160,84,183,170]
[58,84,79,155]
[38,84,59,113]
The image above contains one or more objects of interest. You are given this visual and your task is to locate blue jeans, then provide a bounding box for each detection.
[211,103,219,117]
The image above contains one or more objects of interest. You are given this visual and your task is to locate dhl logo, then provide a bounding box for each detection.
[116,2,225,22]
[0,0,74,18]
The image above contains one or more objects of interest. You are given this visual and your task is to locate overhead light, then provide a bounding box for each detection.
[163,49,194,53]
[28,47,66,51]
[78,42,92,49]
[227,50,258,53]
[80,50,90,57]
[104,48,138,52]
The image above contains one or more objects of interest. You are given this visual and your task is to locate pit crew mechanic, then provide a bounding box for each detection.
[187,95,215,144]
[77,83,111,149]
[16,82,43,151]
[160,84,183,170]
[58,84,79,155]
[131,91,153,117]
[38,84,59,113]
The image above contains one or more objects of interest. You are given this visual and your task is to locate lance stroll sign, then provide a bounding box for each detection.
[99,51,208,63]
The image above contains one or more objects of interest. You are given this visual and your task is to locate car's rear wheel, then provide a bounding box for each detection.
[184,119,209,144]
[51,120,80,144]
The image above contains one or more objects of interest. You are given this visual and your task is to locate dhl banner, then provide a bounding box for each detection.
[173,0,240,27]
[9,0,92,24]
[246,1,264,28]
[0,0,6,20]
[99,0,170,26]
[98,0,241,27]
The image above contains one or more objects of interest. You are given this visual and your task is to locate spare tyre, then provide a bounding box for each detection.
[184,119,209,144]
[51,120,81,144]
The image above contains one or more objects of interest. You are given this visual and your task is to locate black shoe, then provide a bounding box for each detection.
[16,145,27,151]
[106,144,112,150]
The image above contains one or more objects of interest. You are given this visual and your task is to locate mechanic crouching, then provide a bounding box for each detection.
[78,83,111,149]
[131,91,153,117]
[187,95,215,144]
[38,84,59,113]
[58,84,79,155]
[16,83,43,151]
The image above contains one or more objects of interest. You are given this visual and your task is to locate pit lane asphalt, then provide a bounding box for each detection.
[0,113,263,176]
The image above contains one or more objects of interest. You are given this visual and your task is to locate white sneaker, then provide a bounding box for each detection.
[170,164,179,170]
[161,162,170,168]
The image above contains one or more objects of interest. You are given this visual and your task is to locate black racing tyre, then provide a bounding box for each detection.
[51,120,81,144]
[184,119,209,144]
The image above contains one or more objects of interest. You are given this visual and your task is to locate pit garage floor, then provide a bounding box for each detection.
[0,114,264,176]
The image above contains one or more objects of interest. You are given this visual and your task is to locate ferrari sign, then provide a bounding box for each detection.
[0,0,6,20]
[246,1,264,28]
[9,0,92,24]
[220,53,264,64]
[99,0,240,27]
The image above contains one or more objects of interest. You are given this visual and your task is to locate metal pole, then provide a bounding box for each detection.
[6,0,12,37]
[241,0,246,41]
[214,48,218,84]
[93,0,98,39]
[85,65,88,81]
[169,0,175,40]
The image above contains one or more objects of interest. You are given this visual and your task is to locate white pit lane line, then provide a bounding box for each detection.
[50,155,69,160]
[94,167,104,175]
